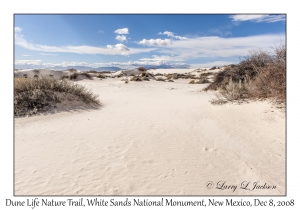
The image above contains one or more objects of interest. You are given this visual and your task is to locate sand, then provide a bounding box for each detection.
[14,70,285,195]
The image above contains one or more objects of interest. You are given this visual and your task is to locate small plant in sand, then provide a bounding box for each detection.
[142,77,150,81]
[156,77,165,82]
[209,77,252,105]
[14,76,100,117]
[189,80,195,84]
[137,67,147,71]
[197,77,210,84]
[97,74,106,79]
[130,76,142,81]
[87,70,99,74]
[32,69,40,74]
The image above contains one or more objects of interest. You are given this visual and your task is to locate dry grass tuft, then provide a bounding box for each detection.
[14,76,100,117]
[156,77,165,82]
[137,67,147,71]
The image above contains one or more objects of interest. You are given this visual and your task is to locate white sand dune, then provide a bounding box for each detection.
[14,71,285,196]
[14,69,70,79]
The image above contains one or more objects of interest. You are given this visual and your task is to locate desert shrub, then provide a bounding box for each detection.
[137,67,147,71]
[156,77,165,82]
[79,72,92,79]
[130,76,142,81]
[197,77,210,84]
[207,44,286,105]
[23,74,28,78]
[168,80,174,82]
[200,72,214,77]
[33,69,40,74]
[154,73,163,76]
[189,80,195,84]
[173,73,178,79]
[87,70,98,74]
[142,77,150,81]
[68,68,77,72]
[209,78,252,104]
[97,74,106,79]
[33,75,39,78]
[14,76,100,117]
[69,73,78,80]
[210,66,217,70]
[60,75,69,80]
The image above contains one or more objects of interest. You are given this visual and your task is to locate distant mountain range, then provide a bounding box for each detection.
[14,64,190,71]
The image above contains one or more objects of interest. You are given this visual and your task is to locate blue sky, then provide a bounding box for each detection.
[14,14,286,70]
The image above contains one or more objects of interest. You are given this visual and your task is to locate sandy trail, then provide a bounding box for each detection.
[15,78,285,195]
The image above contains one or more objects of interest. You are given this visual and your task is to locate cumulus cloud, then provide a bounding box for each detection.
[15,27,22,33]
[139,38,172,46]
[107,43,129,51]
[114,28,129,34]
[115,35,127,42]
[14,29,154,56]
[22,54,31,57]
[159,31,187,40]
[230,15,286,23]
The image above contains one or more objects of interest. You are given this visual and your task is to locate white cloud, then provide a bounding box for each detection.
[107,43,129,51]
[15,30,154,56]
[160,31,187,40]
[139,55,183,62]
[115,35,127,42]
[230,15,286,23]
[22,54,31,57]
[153,33,285,61]
[15,27,22,33]
[139,38,172,46]
[39,53,57,56]
[15,60,41,65]
[98,30,104,33]
[114,28,129,34]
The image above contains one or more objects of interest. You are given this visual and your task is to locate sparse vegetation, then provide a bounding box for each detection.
[14,76,100,117]
[207,44,286,106]
[33,69,40,74]
[97,74,106,79]
[130,76,142,81]
[156,77,165,82]
[87,70,99,74]
[137,67,147,71]
[60,72,93,80]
